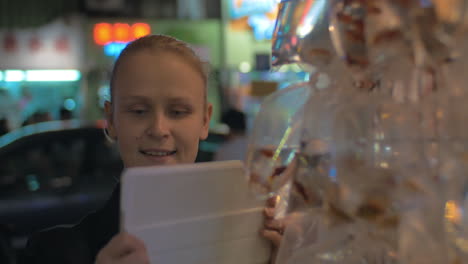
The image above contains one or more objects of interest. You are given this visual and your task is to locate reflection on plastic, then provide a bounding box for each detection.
[271,0,334,68]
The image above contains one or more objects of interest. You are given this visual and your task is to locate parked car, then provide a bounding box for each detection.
[0,119,227,263]
[0,120,123,263]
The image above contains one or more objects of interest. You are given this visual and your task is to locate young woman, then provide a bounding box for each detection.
[21,35,283,264]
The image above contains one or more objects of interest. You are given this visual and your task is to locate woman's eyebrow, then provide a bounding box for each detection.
[167,97,193,104]
[120,95,151,103]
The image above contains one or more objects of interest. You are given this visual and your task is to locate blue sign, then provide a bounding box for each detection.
[248,14,276,40]
[104,42,129,57]
[230,0,278,19]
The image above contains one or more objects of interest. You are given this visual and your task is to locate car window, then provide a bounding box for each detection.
[0,127,123,198]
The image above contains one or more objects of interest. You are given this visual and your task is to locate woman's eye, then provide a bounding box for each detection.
[130,109,147,115]
[170,109,189,117]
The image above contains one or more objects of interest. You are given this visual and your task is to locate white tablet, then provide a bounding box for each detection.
[120,160,272,264]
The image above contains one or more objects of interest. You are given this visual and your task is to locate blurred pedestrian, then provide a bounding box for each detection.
[0,118,9,136]
[59,107,73,120]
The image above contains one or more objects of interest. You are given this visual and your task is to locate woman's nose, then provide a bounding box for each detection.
[146,113,170,138]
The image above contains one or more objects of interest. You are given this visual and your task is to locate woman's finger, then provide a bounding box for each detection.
[264,207,276,219]
[101,232,146,259]
[265,219,284,232]
[261,229,282,247]
[119,250,151,264]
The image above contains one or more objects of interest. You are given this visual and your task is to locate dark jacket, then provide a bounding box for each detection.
[20,187,120,264]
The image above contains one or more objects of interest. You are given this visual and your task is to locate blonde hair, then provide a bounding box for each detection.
[109,34,209,104]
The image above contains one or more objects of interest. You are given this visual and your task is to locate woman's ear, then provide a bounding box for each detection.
[200,103,213,140]
[104,101,117,140]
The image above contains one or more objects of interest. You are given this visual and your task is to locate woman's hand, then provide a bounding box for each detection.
[95,232,150,264]
[261,196,285,264]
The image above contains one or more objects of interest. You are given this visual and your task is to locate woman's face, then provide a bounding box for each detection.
[105,51,212,168]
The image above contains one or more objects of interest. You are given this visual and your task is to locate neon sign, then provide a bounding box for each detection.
[104,42,129,57]
[248,15,276,41]
[0,70,81,82]
[93,23,151,45]
[230,0,278,19]
[229,0,278,40]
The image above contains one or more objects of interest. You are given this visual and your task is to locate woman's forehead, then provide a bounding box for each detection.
[118,50,201,75]
[118,94,200,105]
[114,83,205,104]
[113,52,205,100]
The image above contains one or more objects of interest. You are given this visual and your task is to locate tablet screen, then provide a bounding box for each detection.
[121,160,271,264]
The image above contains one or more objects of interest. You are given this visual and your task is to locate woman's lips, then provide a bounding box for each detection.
[139,149,177,164]
[139,149,177,156]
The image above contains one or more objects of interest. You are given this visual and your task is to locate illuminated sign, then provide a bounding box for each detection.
[104,42,129,57]
[229,0,278,40]
[26,70,81,82]
[0,70,80,82]
[4,70,25,82]
[93,23,151,45]
[132,23,151,39]
[0,18,83,69]
[248,14,276,40]
[230,0,278,19]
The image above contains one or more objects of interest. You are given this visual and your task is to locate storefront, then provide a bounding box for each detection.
[0,17,85,130]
